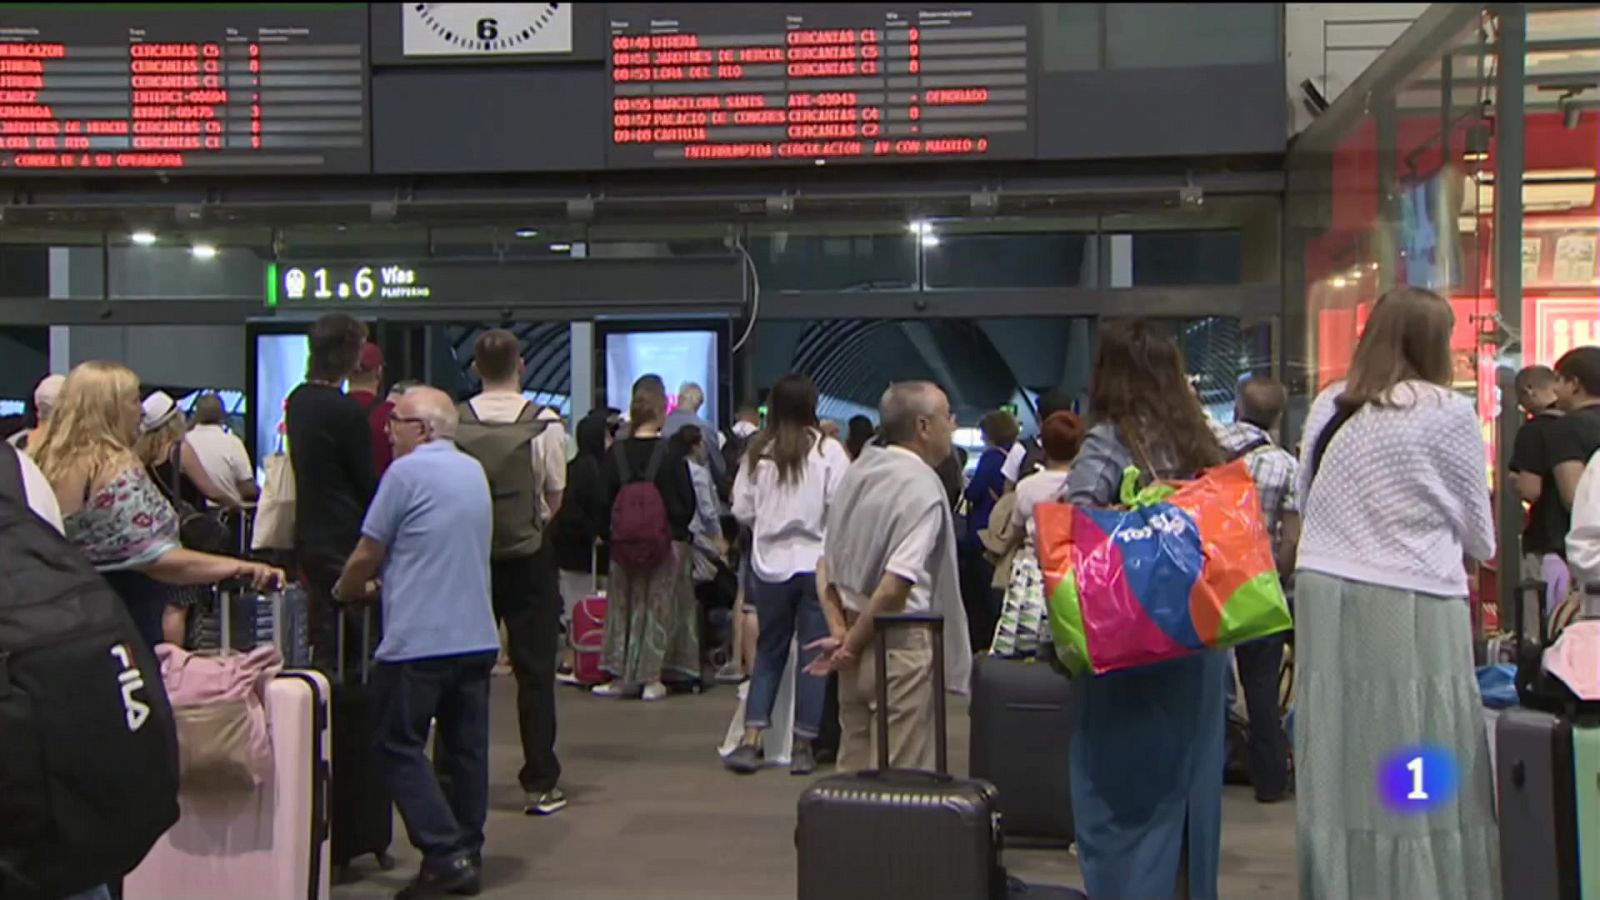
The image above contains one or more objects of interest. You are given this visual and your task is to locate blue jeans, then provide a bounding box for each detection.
[744,573,828,740]
[374,650,496,870]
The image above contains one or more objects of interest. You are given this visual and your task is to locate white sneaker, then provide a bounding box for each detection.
[640,682,668,702]
[592,681,636,698]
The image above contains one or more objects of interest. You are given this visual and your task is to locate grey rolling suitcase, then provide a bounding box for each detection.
[1496,706,1580,900]
[797,613,1005,900]
[969,654,1074,845]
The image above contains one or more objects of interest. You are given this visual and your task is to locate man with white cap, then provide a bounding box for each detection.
[7,373,64,451]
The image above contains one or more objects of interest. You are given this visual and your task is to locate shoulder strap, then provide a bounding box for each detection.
[1227,436,1272,463]
[643,438,671,482]
[0,441,24,505]
[168,442,184,497]
[515,401,536,424]
[459,400,481,424]
[1308,401,1361,491]
[614,443,634,484]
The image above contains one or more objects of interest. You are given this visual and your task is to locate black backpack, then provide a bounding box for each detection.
[0,444,181,900]
[1016,436,1045,481]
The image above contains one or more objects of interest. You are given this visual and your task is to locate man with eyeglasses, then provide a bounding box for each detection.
[335,386,499,899]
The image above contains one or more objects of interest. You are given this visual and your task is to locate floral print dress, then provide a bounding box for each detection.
[64,466,182,647]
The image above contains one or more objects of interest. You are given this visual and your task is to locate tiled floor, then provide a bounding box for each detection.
[332,678,1296,899]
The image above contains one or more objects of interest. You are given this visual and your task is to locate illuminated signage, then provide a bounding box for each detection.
[605,3,1033,168]
[268,263,430,306]
[0,6,368,174]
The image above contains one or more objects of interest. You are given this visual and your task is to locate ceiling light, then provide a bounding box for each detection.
[514,228,540,239]
[549,242,572,253]
[921,234,941,248]
[130,230,157,246]
[190,243,218,260]
[908,220,932,236]
[1331,276,1348,288]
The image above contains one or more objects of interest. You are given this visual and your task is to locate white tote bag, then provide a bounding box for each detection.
[250,451,296,551]
[717,638,797,767]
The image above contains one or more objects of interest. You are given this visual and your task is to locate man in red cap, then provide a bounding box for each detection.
[348,342,396,477]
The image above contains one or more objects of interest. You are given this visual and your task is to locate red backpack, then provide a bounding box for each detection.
[610,440,673,570]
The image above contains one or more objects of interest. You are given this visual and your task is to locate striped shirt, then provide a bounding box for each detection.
[1216,421,1300,543]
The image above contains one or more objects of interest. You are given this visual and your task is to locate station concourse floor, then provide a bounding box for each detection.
[331,675,1298,899]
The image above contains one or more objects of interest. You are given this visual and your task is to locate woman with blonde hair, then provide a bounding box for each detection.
[133,391,235,510]
[133,391,239,642]
[1294,287,1497,899]
[31,362,283,649]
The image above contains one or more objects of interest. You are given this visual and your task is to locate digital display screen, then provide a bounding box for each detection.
[253,332,306,482]
[0,5,368,174]
[606,3,1031,167]
[605,330,719,427]
[265,258,746,313]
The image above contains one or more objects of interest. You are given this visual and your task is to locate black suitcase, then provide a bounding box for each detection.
[797,613,1006,900]
[969,654,1074,845]
[330,606,395,877]
[1496,706,1581,900]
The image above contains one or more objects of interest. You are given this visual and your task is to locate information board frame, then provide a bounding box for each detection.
[0,3,371,176]
[603,2,1037,169]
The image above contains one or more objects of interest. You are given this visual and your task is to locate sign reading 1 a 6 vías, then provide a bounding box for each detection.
[266,262,430,306]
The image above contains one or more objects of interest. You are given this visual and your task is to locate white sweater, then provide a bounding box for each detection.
[1569,451,1600,587]
[1296,381,1495,597]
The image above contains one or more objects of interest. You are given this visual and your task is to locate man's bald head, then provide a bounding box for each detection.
[192,392,227,426]
[398,386,459,440]
[1235,377,1287,431]
[879,381,954,465]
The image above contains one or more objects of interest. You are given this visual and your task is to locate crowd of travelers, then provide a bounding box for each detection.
[4,287,1599,900]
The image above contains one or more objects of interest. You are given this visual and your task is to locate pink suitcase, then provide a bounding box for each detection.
[126,669,332,900]
[572,596,608,686]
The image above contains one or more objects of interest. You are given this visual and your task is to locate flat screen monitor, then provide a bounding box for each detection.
[604,329,719,427]
[253,332,309,481]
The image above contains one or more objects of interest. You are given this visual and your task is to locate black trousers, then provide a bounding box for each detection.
[1234,633,1289,800]
[957,545,997,653]
[492,547,563,793]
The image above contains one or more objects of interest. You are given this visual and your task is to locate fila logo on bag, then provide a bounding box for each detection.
[109,643,151,732]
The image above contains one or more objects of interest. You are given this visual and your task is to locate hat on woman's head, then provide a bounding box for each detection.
[140,390,179,433]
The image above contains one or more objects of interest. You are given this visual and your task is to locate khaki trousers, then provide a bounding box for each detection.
[836,625,936,772]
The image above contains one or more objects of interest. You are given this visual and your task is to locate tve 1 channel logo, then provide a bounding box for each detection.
[1376,746,1460,814]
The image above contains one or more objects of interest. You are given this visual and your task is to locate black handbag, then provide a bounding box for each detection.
[155,444,230,554]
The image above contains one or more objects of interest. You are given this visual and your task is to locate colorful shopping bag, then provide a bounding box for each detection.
[1038,460,1291,675]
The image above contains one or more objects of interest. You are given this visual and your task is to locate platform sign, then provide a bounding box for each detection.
[605,3,1034,167]
[0,4,369,174]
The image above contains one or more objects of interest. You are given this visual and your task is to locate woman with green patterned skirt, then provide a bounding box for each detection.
[595,375,701,701]
[1293,287,1499,900]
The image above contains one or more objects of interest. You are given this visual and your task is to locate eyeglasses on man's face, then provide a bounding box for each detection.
[387,413,428,432]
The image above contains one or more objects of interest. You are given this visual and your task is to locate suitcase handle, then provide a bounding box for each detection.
[872,612,948,777]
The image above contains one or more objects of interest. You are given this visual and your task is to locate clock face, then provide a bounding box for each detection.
[402,3,572,57]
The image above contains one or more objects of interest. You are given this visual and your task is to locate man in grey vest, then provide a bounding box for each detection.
[457,329,567,816]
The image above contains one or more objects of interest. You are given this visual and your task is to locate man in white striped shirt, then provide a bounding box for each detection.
[1214,377,1299,804]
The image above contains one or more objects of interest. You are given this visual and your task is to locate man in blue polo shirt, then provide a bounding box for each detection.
[335,385,498,899]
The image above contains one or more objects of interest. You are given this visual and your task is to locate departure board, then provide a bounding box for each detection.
[0,5,368,175]
[606,4,1032,167]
